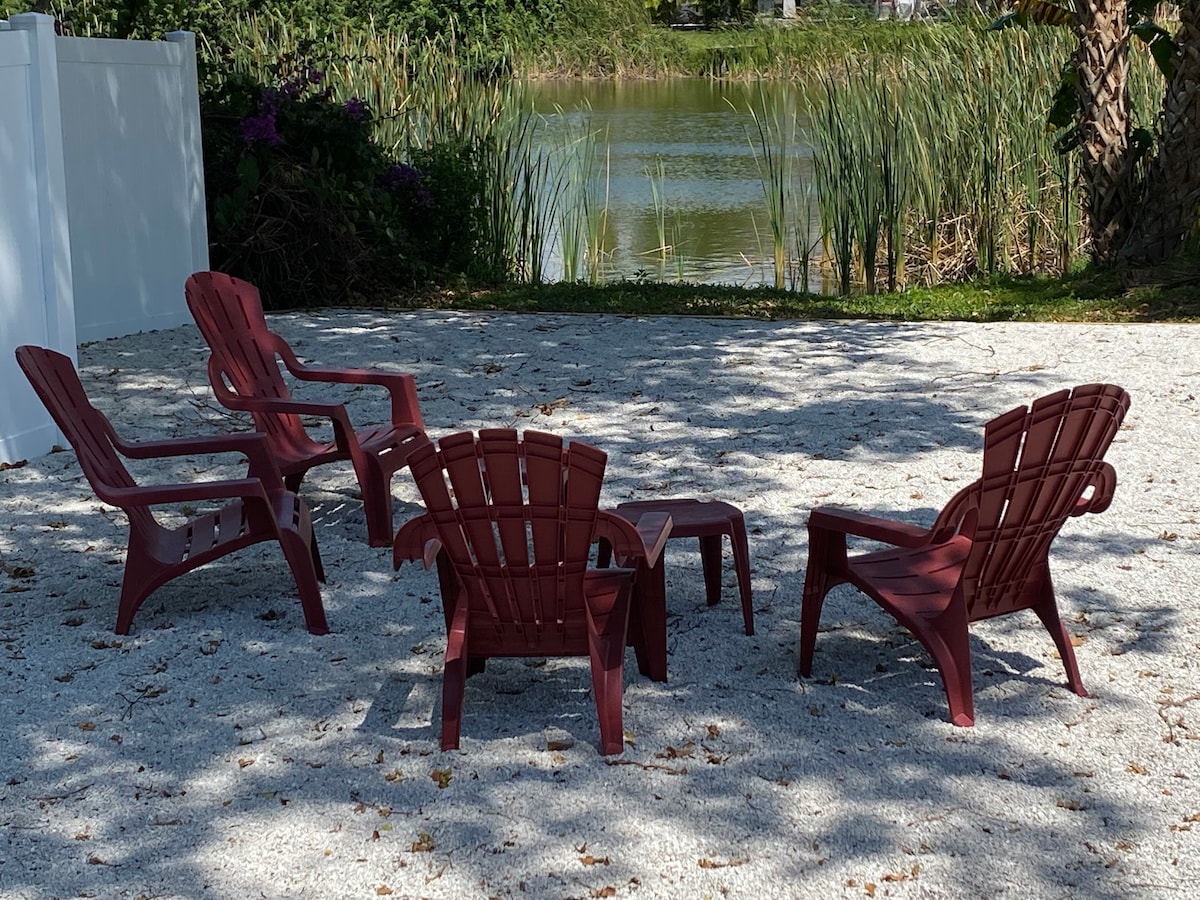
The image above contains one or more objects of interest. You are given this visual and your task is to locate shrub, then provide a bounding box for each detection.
[201,47,507,307]
[201,57,417,307]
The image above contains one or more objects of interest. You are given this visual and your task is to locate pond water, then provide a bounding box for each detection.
[526,78,823,290]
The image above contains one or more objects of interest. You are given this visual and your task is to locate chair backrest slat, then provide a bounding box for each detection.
[185,271,308,449]
[408,429,606,637]
[964,383,1129,618]
[15,346,154,534]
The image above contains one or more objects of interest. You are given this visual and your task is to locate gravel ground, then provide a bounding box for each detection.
[1,312,1197,899]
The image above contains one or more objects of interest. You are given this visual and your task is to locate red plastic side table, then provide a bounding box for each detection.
[611,499,753,633]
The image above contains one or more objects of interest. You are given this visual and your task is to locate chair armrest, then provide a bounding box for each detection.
[595,510,673,566]
[1072,461,1118,516]
[280,348,425,430]
[207,356,352,418]
[109,430,286,494]
[634,512,672,569]
[807,506,930,548]
[393,515,442,570]
[113,430,268,460]
[207,360,359,448]
[101,477,270,510]
[211,383,351,422]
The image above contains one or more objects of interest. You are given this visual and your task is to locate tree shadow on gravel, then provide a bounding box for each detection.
[1,313,1187,899]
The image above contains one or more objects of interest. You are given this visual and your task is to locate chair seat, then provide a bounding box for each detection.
[846,535,972,617]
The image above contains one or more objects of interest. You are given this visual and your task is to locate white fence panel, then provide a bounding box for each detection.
[0,14,207,463]
[0,15,76,464]
[57,31,207,343]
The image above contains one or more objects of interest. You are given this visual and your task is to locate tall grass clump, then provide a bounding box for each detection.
[743,85,802,290]
[645,156,672,279]
[802,25,1099,294]
[552,112,607,284]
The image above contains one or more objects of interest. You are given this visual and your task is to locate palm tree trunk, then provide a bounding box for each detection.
[1121,0,1200,264]
[1075,0,1133,264]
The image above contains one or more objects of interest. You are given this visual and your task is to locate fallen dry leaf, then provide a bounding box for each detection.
[656,741,695,760]
[411,833,435,852]
[882,863,920,882]
[698,856,748,869]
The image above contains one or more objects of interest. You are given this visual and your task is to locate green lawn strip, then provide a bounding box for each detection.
[369,268,1200,323]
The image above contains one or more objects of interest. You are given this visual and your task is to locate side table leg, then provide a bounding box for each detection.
[699,534,723,607]
[730,515,754,636]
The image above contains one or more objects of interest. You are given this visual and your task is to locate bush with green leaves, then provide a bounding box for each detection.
[203,62,394,306]
[202,53,498,307]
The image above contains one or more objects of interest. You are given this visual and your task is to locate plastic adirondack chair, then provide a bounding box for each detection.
[185,271,427,547]
[393,429,671,755]
[15,345,329,635]
[800,384,1130,726]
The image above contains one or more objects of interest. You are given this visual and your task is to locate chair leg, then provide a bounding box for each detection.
[345,448,395,547]
[433,555,485,675]
[589,651,626,756]
[585,579,633,755]
[699,535,723,607]
[359,464,395,548]
[440,601,470,751]
[115,542,162,635]
[278,530,330,636]
[798,580,825,677]
[310,526,326,584]
[799,527,848,676]
[906,602,976,727]
[628,557,667,683]
[1030,573,1088,697]
[728,517,754,636]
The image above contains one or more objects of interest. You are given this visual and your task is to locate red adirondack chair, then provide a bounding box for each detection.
[15,345,329,635]
[184,271,427,547]
[393,429,671,755]
[800,384,1130,726]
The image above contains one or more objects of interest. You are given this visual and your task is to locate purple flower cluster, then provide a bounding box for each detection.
[239,67,334,149]
[240,91,282,148]
[342,97,369,122]
[376,163,434,209]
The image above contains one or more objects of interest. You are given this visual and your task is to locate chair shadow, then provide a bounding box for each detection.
[359,658,609,752]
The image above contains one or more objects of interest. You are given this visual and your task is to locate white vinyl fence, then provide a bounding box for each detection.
[0,13,207,464]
